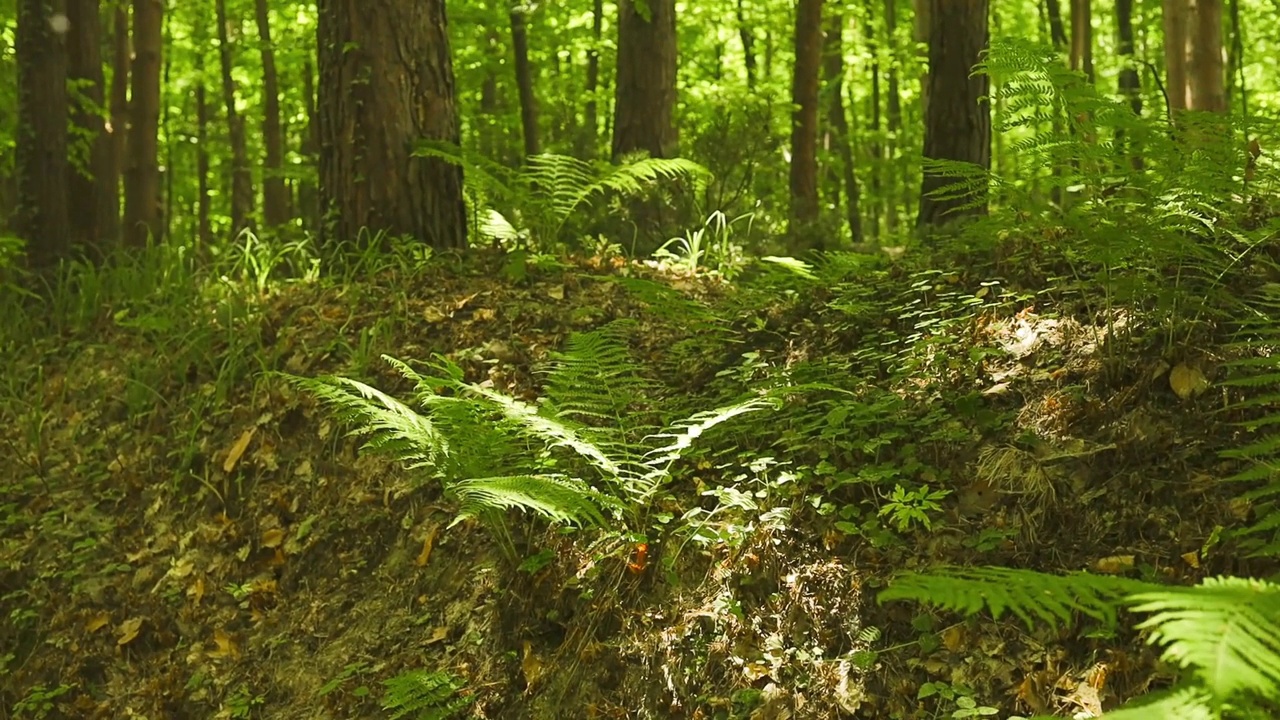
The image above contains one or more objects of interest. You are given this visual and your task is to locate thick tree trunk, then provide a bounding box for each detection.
[612,0,678,160]
[216,0,255,233]
[66,0,114,256]
[15,0,71,267]
[255,0,289,226]
[1163,0,1190,111]
[123,0,163,247]
[510,5,540,157]
[1187,0,1225,112]
[788,0,823,239]
[821,12,861,245]
[317,0,466,248]
[917,0,990,228]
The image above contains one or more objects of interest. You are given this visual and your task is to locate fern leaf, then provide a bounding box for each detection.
[449,474,612,527]
[1097,685,1216,720]
[382,669,473,720]
[1129,577,1280,700]
[878,566,1155,630]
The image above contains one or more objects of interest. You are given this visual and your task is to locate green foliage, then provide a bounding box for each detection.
[882,569,1280,718]
[414,141,709,249]
[381,669,473,720]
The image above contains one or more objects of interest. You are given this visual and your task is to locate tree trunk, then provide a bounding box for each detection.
[1069,0,1093,81]
[863,0,881,239]
[196,82,213,251]
[917,0,990,228]
[1162,0,1189,112]
[123,0,163,247]
[612,0,678,160]
[1117,0,1141,115]
[66,0,114,256]
[913,0,930,117]
[822,12,861,245]
[582,0,603,156]
[317,0,466,248]
[510,5,540,157]
[1225,0,1243,113]
[885,0,901,233]
[1045,0,1068,48]
[107,1,129,244]
[255,0,289,226]
[737,0,756,89]
[298,60,321,233]
[15,0,71,267]
[788,0,823,239]
[216,0,255,234]
[1187,0,1225,112]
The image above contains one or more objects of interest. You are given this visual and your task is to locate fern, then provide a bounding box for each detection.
[881,569,1280,718]
[414,141,709,247]
[381,669,473,720]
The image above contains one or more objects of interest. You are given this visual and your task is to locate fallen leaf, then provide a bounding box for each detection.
[546,285,566,300]
[189,576,206,605]
[423,306,450,323]
[117,616,144,646]
[473,307,497,322]
[85,612,110,633]
[415,524,439,567]
[210,628,239,659]
[1092,555,1135,574]
[424,626,449,645]
[453,292,480,310]
[1181,551,1200,568]
[941,624,969,652]
[522,640,543,688]
[1169,363,1209,400]
[261,528,285,549]
[223,426,258,473]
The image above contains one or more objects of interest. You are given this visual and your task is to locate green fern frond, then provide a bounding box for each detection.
[634,397,779,498]
[878,566,1154,630]
[1098,685,1216,720]
[282,373,448,469]
[1129,577,1280,700]
[450,474,613,528]
[543,320,658,447]
[382,669,473,720]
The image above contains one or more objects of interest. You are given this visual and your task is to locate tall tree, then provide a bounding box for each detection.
[1188,0,1225,112]
[510,2,540,156]
[1117,0,1141,115]
[788,0,824,240]
[107,1,130,243]
[917,0,990,227]
[821,12,861,244]
[1070,0,1093,81]
[737,0,757,89]
[66,0,114,255]
[612,0,678,160]
[254,0,289,226]
[15,0,71,267]
[582,0,604,156]
[123,0,163,246]
[216,0,255,233]
[317,0,466,248]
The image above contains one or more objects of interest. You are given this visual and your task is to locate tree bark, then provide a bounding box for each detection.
[612,0,678,160]
[582,0,603,156]
[885,0,901,233]
[66,0,115,256]
[298,60,321,233]
[255,0,289,226]
[788,0,823,239]
[1069,0,1093,81]
[15,0,71,267]
[107,1,129,244]
[737,0,757,89]
[1045,0,1068,48]
[123,0,163,247]
[317,0,466,248]
[216,0,255,234]
[863,0,881,239]
[1163,0,1190,111]
[510,4,540,157]
[1117,0,1141,115]
[1187,0,1225,112]
[917,0,990,228]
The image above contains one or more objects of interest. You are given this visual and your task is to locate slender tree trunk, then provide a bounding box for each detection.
[317,0,466,248]
[1117,0,1141,115]
[66,0,114,256]
[107,1,129,244]
[123,0,163,246]
[582,0,603,156]
[255,0,289,226]
[510,5,540,157]
[917,0,990,228]
[789,0,824,242]
[822,12,861,244]
[1225,0,1244,113]
[161,7,172,239]
[298,60,321,233]
[1163,0,1190,112]
[612,0,678,160]
[913,0,930,118]
[885,0,901,233]
[196,82,212,251]
[1045,0,1068,48]
[737,0,757,89]
[1069,0,1093,81]
[216,0,255,233]
[15,0,71,267]
[863,1,881,239]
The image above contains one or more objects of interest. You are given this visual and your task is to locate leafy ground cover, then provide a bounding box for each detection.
[2,226,1268,719]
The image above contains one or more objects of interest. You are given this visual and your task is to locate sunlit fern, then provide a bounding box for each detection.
[381,669,473,720]
[881,567,1280,718]
[414,140,708,247]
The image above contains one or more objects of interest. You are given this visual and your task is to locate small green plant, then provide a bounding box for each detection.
[879,483,950,532]
[918,682,999,719]
[11,683,74,719]
[225,685,265,719]
[381,669,473,720]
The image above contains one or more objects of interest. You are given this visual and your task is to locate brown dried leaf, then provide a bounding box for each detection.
[222,426,258,473]
[117,616,144,646]
[1169,363,1209,400]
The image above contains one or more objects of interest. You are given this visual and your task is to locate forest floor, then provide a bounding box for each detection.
[0,241,1257,719]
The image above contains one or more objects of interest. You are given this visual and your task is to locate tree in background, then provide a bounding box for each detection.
[66,0,114,256]
[15,0,71,267]
[788,0,823,244]
[611,0,678,160]
[122,0,163,247]
[317,0,466,248]
[916,0,990,228]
